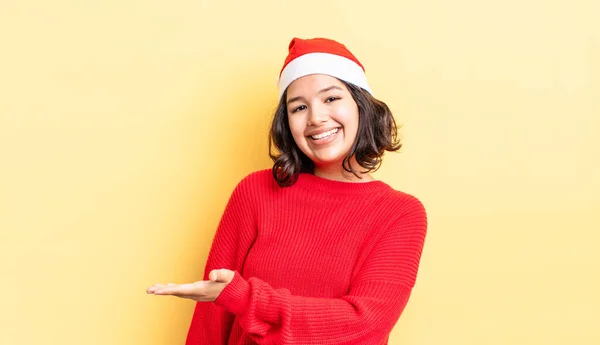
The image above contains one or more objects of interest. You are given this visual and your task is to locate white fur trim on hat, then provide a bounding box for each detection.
[277,52,372,99]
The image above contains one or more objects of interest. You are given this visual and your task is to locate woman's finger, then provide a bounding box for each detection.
[152,283,201,296]
[147,280,227,302]
[209,269,235,283]
[146,282,181,294]
[146,284,167,293]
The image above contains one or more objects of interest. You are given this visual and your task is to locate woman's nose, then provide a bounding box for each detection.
[307,104,329,126]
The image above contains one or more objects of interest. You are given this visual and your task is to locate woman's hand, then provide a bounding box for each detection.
[146,269,235,302]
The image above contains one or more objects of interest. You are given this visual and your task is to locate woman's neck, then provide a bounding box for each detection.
[313,164,375,183]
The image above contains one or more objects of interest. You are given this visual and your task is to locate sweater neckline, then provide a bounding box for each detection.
[295,172,390,195]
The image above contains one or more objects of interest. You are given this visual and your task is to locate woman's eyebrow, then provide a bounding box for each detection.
[317,85,343,94]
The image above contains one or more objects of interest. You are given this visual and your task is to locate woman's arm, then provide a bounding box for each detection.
[150,192,427,345]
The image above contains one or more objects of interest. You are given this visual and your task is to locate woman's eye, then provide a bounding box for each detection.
[325,96,340,103]
[291,105,306,113]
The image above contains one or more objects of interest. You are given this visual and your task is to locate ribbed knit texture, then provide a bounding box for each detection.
[185,169,428,345]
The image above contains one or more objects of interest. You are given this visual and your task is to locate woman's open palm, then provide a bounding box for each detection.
[146,269,235,302]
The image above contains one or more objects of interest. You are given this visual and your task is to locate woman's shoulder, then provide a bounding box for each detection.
[233,168,277,192]
[373,186,428,238]
[238,168,273,184]
[381,185,427,216]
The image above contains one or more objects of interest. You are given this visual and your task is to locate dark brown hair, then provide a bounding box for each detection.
[268,80,401,187]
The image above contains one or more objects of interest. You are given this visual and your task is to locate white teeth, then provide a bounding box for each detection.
[311,128,339,140]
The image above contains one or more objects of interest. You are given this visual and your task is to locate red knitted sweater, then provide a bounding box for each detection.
[185,169,428,345]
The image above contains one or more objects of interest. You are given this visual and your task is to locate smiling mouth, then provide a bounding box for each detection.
[309,128,340,140]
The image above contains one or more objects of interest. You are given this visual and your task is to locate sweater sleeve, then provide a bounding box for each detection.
[214,196,428,345]
[185,176,257,345]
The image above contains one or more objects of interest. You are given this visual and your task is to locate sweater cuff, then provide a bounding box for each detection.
[214,271,250,316]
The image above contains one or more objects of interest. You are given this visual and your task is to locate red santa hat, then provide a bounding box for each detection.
[277,37,372,99]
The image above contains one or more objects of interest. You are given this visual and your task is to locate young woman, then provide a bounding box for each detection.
[147,37,428,345]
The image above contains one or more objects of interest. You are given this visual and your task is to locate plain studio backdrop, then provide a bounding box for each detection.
[0,1,598,344]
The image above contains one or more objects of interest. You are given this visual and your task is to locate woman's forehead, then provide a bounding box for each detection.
[286,75,347,97]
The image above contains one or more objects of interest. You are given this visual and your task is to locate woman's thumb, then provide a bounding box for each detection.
[209,269,233,283]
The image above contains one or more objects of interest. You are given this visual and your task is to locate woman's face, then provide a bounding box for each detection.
[285,74,359,169]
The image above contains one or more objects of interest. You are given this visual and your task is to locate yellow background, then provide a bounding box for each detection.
[1,0,599,344]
